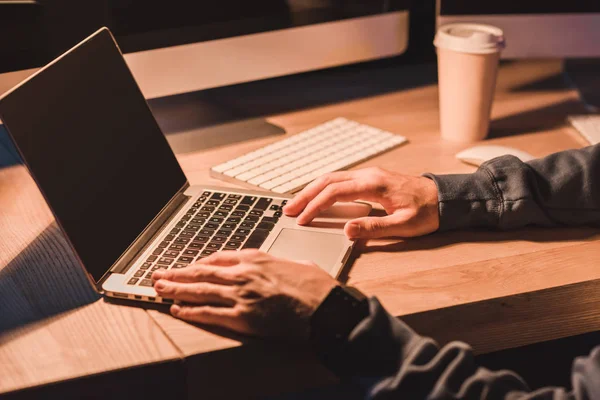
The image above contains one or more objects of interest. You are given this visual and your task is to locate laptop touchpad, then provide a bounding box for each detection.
[266,229,348,274]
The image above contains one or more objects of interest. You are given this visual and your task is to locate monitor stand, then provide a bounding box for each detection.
[147,91,286,154]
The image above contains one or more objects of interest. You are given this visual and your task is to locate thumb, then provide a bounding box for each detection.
[344,214,412,239]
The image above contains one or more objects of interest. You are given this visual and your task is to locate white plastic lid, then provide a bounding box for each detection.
[434,23,505,54]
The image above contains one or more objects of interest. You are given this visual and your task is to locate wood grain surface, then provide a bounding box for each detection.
[0,163,181,395]
[147,59,600,398]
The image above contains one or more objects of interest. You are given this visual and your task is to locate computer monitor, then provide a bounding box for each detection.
[0,1,410,152]
[436,1,600,58]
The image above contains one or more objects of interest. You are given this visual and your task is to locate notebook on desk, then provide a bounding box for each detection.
[0,28,370,304]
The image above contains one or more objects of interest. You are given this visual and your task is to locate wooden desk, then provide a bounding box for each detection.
[150,59,600,398]
[1,59,598,398]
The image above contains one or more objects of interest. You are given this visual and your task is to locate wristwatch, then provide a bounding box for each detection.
[309,285,370,349]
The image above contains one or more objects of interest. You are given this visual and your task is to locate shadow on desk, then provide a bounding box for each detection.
[0,223,99,336]
[362,227,599,255]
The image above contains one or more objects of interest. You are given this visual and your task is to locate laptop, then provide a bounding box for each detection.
[0,28,370,304]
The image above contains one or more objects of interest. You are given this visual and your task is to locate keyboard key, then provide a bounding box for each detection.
[133,270,145,278]
[152,248,163,256]
[201,206,215,212]
[158,241,170,249]
[225,241,242,249]
[151,265,161,271]
[212,236,227,243]
[140,279,153,287]
[240,222,255,229]
[145,272,154,279]
[194,235,210,243]
[231,211,246,217]
[179,231,194,238]
[254,198,273,210]
[184,225,201,232]
[170,228,181,235]
[227,194,242,199]
[201,250,216,257]
[209,217,224,224]
[181,215,192,222]
[222,223,236,230]
[172,263,187,269]
[178,256,195,263]
[249,210,264,217]
[147,255,158,262]
[211,192,226,200]
[140,262,152,270]
[231,235,246,242]
[216,230,232,237]
[241,196,257,206]
[206,200,220,206]
[199,229,214,236]
[281,200,288,206]
[165,234,175,241]
[219,205,233,211]
[244,216,259,223]
[191,218,206,224]
[215,210,228,218]
[176,222,186,228]
[197,212,210,218]
[235,205,250,211]
[189,242,204,249]
[184,249,200,256]
[269,205,280,211]
[236,228,252,235]
[224,199,238,205]
[274,211,282,218]
[257,222,275,231]
[158,257,174,265]
[128,277,139,285]
[175,238,191,244]
[206,242,222,250]
[226,217,241,225]
[243,229,270,249]
[203,191,212,197]
[164,250,180,258]
[205,223,219,230]
[261,216,279,224]
[169,244,185,250]
[188,207,198,214]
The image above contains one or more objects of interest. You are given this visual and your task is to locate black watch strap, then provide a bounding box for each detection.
[309,285,370,350]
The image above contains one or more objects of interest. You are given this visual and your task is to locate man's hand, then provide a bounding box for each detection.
[283,167,440,239]
[151,250,337,340]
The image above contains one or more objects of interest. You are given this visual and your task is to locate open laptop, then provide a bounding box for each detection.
[0,28,370,304]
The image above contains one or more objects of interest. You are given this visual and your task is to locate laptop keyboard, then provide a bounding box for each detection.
[127,191,285,287]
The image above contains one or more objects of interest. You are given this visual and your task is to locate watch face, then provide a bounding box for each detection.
[310,285,370,345]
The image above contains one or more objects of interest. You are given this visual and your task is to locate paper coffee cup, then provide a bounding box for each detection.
[434,24,505,142]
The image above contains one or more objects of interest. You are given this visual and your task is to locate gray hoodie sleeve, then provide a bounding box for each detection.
[424,144,600,231]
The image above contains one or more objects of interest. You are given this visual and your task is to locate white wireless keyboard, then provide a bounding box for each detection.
[568,115,600,145]
[210,118,408,194]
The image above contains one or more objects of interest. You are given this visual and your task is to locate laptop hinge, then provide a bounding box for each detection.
[101,183,191,281]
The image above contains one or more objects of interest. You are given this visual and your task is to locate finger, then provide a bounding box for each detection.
[344,212,416,239]
[154,280,236,305]
[296,180,366,225]
[283,171,353,216]
[152,264,240,284]
[171,304,244,333]
[195,250,242,267]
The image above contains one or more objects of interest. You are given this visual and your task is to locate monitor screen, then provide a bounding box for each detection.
[0,29,187,283]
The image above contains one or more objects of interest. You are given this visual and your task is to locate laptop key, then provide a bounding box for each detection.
[147,255,158,262]
[231,235,246,242]
[257,222,275,231]
[214,210,228,218]
[211,236,226,243]
[225,241,242,249]
[170,228,181,235]
[242,229,270,249]
[158,241,170,249]
[176,221,186,228]
[145,272,154,279]
[158,257,174,265]
[224,199,238,205]
[197,212,210,218]
[209,217,224,224]
[226,217,241,224]
[211,192,226,200]
[216,230,231,237]
[206,243,222,250]
[235,205,250,211]
[199,229,214,236]
[219,205,233,211]
[164,250,179,258]
[240,222,255,229]
[254,198,272,211]
[179,231,194,238]
[244,216,259,223]
[184,225,201,232]
[231,211,245,217]
[274,211,282,218]
[201,206,215,212]
[140,279,153,287]
[133,270,144,278]
[175,238,191,244]
[249,210,263,217]
[235,228,251,236]
[152,248,163,256]
[140,262,152,270]
[189,242,204,249]
[206,200,220,206]
[204,223,219,230]
[203,191,212,197]
[178,256,194,263]
[172,263,187,269]
[191,218,206,224]
[227,194,242,200]
[241,196,257,206]
[188,207,198,214]
[222,223,236,230]
[128,277,139,285]
[194,235,210,243]
[184,249,199,256]
[169,244,185,250]
[201,249,216,257]
[261,216,279,224]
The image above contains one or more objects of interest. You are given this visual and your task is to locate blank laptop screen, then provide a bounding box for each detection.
[0,29,187,283]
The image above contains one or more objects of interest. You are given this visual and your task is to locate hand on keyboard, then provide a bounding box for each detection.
[283,167,439,239]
